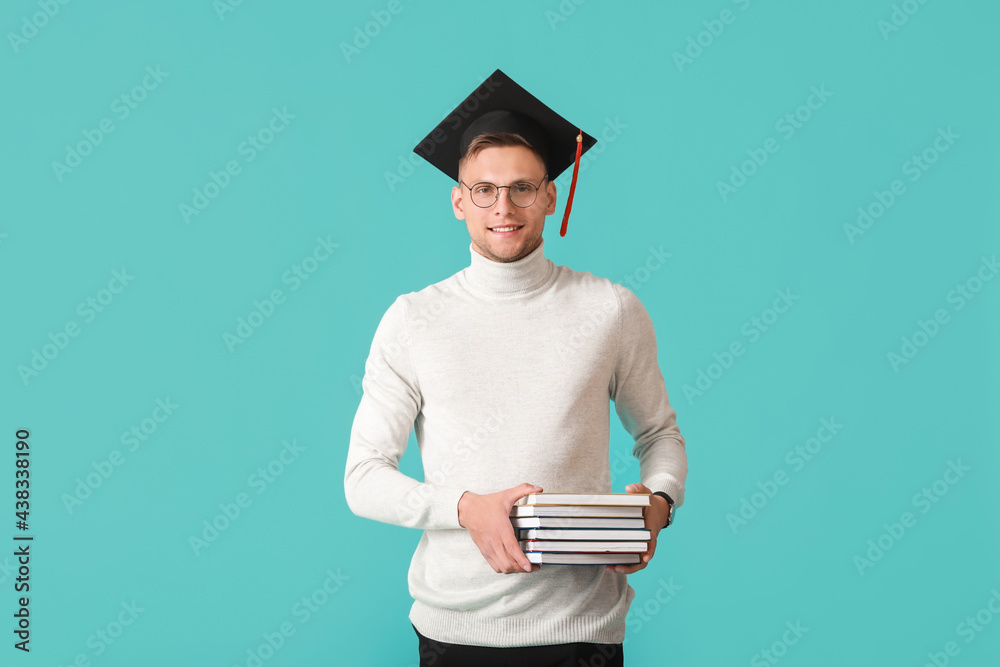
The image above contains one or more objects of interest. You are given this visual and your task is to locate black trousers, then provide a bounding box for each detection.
[413,623,624,667]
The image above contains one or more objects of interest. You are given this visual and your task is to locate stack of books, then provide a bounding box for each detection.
[510,492,651,565]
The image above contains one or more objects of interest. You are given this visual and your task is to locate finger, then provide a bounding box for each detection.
[492,551,519,574]
[642,535,657,562]
[485,525,517,572]
[511,546,534,573]
[611,559,647,574]
[606,558,647,573]
[644,529,658,563]
[505,483,542,513]
[484,553,501,574]
[511,482,543,502]
[502,534,534,573]
[483,536,511,573]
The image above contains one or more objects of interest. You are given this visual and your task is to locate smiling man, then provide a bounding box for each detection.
[344,69,687,667]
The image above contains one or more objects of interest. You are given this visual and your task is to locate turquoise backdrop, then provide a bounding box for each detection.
[2,1,998,665]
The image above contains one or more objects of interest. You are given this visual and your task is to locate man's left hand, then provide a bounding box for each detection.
[605,482,669,575]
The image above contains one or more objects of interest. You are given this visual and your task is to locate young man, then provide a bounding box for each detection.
[344,70,687,667]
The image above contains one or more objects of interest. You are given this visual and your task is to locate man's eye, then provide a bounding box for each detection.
[513,183,534,194]
[475,186,494,195]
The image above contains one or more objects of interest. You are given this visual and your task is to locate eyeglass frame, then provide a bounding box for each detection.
[458,175,550,208]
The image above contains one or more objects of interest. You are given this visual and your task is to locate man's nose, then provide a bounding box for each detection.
[493,188,515,215]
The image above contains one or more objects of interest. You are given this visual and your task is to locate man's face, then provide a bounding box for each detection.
[451,145,557,263]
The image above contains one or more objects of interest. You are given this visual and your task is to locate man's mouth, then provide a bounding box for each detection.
[489,225,524,233]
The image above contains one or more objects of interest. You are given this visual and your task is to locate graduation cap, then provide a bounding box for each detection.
[413,69,597,237]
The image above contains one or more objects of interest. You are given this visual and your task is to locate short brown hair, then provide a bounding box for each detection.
[457,133,544,181]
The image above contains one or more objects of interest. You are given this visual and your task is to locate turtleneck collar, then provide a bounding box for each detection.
[462,237,555,298]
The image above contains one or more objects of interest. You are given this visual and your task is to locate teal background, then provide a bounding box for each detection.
[2,0,998,665]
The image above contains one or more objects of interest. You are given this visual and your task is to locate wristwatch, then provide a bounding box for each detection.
[652,491,675,529]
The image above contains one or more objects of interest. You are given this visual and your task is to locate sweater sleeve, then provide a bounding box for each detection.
[344,296,467,530]
[610,283,688,507]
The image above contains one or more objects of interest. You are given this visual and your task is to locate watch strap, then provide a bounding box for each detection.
[652,491,675,529]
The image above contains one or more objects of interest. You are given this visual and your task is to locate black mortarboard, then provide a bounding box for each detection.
[413,69,598,237]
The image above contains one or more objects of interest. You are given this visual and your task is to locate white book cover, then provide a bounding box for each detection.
[510,516,647,529]
[515,492,651,507]
[518,528,651,541]
[510,504,645,518]
[519,540,648,552]
[526,552,642,565]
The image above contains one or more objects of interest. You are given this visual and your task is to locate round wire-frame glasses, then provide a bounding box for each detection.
[459,176,548,208]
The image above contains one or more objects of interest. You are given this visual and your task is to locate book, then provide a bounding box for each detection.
[515,492,651,507]
[510,505,645,518]
[526,552,642,565]
[510,516,646,529]
[519,540,648,553]
[518,528,651,541]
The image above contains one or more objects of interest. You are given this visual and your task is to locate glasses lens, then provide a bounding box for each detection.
[471,183,497,207]
[510,182,538,207]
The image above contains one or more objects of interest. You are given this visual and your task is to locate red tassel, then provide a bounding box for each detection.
[559,131,584,237]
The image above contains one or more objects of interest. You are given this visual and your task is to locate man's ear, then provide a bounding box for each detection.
[544,179,557,216]
[451,184,466,220]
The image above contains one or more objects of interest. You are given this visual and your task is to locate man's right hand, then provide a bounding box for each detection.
[458,483,543,574]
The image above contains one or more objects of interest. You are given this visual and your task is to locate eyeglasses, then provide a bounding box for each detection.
[459,176,548,208]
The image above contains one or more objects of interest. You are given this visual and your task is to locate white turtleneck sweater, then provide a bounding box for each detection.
[344,238,687,647]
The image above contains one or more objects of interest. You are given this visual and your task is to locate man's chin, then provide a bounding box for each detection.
[475,240,524,263]
[471,229,542,262]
